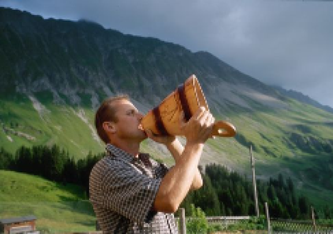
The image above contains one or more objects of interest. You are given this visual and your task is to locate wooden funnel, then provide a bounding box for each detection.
[141,74,236,137]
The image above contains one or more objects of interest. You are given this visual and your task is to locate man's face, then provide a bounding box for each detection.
[111,99,147,142]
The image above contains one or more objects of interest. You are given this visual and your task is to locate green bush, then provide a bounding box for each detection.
[227,216,266,231]
[185,205,266,233]
[186,204,208,234]
[207,223,223,233]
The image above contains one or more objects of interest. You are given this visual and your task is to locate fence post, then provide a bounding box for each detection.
[311,206,317,233]
[265,202,271,234]
[225,216,228,230]
[250,145,260,217]
[96,220,100,231]
[179,208,186,234]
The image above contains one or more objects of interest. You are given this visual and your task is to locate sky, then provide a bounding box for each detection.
[1,0,333,107]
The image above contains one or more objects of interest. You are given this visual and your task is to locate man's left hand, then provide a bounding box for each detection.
[145,129,177,146]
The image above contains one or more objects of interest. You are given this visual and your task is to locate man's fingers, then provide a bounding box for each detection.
[197,109,214,127]
[207,112,215,126]
[193,106,206,120]
[145,129,153,138]
[180,106,208,125]
[146,129,160,139]
[179,111,186,127]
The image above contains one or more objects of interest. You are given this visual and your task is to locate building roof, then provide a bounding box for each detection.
[0,215,37,224]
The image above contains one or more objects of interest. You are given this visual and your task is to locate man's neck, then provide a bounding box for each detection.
[112,140,140,158]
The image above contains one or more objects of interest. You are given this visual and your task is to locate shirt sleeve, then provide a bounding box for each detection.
[98,160,162,224]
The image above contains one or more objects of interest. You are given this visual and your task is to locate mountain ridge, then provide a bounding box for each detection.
[273,85,333,114]
[0,7,283,110]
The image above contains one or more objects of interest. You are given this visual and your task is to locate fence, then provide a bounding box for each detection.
[63,216,333,234]
[177,216,250,225]
[271,218,333,233]
[177,205,333,234]
[206,216,250,228]
[177,211,251,234]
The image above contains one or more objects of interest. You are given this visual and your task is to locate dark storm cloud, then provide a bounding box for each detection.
[1,0,333,107]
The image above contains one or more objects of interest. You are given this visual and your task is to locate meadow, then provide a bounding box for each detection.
[0,170,96,233]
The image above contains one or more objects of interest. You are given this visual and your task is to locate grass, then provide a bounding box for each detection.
[0,93,103,158]
[0,170,96,233]
[210,98,333,211]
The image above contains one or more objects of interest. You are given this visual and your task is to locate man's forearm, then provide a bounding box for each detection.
[154,143,203,212]
[166,138,203,190]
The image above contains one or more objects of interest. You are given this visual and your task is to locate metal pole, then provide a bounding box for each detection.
[265,202,271,234]
[250,145,260,217]
[179,208,186,234]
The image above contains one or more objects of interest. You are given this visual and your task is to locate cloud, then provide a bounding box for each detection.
[1,0,333,107]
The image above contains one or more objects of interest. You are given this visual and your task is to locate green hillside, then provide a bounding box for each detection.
[0,93,103,158]
[224,98,333,208]
[0,170,96,233]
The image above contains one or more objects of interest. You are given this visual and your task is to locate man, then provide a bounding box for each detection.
[89,94,215,233]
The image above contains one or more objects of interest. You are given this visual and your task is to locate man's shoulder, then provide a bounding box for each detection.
[90,156,134,181]
[93,155,129,169]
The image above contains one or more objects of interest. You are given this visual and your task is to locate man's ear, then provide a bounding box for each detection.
[103,122,116,134]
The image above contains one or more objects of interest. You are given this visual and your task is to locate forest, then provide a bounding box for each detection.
[0,145,331,219]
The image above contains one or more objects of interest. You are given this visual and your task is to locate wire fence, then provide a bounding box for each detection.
[271,218,333,234]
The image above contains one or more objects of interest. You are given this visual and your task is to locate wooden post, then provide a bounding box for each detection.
[311,206,317,233]
[179,208,186,234]
[96,220,100,231]
[265,202,271,234]
[224,216,228,230]
[250,145,260,217]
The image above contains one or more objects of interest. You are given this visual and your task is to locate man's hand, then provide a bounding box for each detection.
[145,129,176,146]
[180,106,215,145]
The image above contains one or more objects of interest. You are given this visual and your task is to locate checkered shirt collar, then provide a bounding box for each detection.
[105,143,150,163]
[105,143,135,162]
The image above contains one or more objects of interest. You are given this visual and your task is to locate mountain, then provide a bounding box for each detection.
[1,7,333,208]
[273,86,333,114]
[0,7,281,108]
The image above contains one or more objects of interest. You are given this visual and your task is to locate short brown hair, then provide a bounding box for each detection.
[95,94,130,144]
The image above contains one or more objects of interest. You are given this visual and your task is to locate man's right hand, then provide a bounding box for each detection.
[179,107,215,145]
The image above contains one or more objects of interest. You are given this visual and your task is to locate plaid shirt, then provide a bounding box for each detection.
[89,144,178,233]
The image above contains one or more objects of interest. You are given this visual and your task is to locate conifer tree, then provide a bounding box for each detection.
[0,147,13,169]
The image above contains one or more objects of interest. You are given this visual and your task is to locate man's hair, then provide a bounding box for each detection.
[95,94,130,144]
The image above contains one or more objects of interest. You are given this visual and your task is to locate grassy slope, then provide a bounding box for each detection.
[0,93,104,158]
[221,98,333,209]
[0,170,96,233]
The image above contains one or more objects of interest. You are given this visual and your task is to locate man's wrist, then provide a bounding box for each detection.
[165,137,178,148]
[184,142,204,152]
